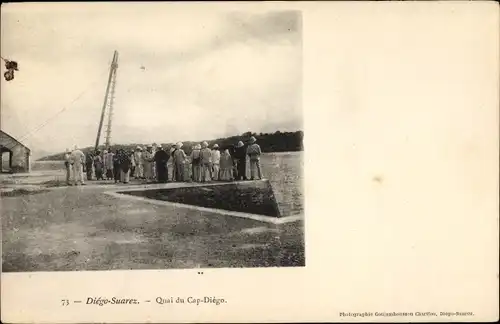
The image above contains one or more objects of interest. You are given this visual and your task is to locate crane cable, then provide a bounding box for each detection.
[3,68,109,151]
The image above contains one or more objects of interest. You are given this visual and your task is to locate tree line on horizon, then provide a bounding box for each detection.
[37,130,304,161]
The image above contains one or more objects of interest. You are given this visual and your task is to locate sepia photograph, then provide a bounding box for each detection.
[1,2,498,323]
[1,7,304,272]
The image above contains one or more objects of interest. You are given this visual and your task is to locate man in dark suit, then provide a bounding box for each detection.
[233,141,247,181]
[154,145,169,183]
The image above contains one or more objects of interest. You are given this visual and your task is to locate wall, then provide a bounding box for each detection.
[0,131,31,173]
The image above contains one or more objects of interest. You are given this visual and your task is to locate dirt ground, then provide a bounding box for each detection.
[1,172,305,272]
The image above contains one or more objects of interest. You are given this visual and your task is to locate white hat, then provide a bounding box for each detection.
[213,144,219,149]
[249,136,256,143]
[136,146,142,150]
[237,141,244,148]
[176,142,183,148]
[202,141,208,148]
[195,144,201,150]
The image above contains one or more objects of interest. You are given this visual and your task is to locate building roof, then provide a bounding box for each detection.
[0,130,31,152]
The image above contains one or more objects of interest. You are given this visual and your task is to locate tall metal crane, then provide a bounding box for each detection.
[95,50,119,151]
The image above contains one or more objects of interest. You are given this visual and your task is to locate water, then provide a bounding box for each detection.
[31,152,305,216]
[259,152,304,216]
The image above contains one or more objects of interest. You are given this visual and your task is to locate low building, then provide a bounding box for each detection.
[0,130,31,173]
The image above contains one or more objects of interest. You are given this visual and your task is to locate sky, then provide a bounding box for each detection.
[0,4,302,157]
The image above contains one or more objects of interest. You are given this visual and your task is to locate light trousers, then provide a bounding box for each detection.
[72,164,85,184]
[212,163,220,180]
[136,164,144,178]
[249,160,262,180]
[201,163,211,182]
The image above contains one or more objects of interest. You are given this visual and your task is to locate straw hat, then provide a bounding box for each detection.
[236,141,244,148]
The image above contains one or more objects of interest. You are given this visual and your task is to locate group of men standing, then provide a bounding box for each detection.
[63,136,263,186]
[81,145,159,184]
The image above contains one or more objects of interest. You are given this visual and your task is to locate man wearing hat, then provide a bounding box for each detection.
[151,143,158,180]
[70,145,86,185]
[64,148,72,185]
[134,146,143,179]
[93,150,104,180]
[211,144,221,181]
[233,140,247,181]
[172,142,187,182]
[85,150,94,181]
[200,141,212,182]
[154,145,169,183]
[104,148,115,180]
[143,145,154,181]
[246,136,262,180]
[190,144,202,182]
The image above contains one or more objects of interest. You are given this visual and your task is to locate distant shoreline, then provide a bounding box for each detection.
[37,131,304,161]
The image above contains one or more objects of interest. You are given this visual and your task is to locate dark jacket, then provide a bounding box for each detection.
[85,154,94,166]
[154,149,169,166]
[233,146,246,160]
[116,151,131,172]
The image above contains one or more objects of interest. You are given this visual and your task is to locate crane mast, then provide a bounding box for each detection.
[104,57,118,148]
[95,50,119,151]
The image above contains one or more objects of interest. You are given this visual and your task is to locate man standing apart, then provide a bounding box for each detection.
[71,145,86,185]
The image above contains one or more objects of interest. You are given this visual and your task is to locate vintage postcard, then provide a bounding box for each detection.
[1,1,498,323]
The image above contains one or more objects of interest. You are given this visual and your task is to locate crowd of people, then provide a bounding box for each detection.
[64,136,263,186]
